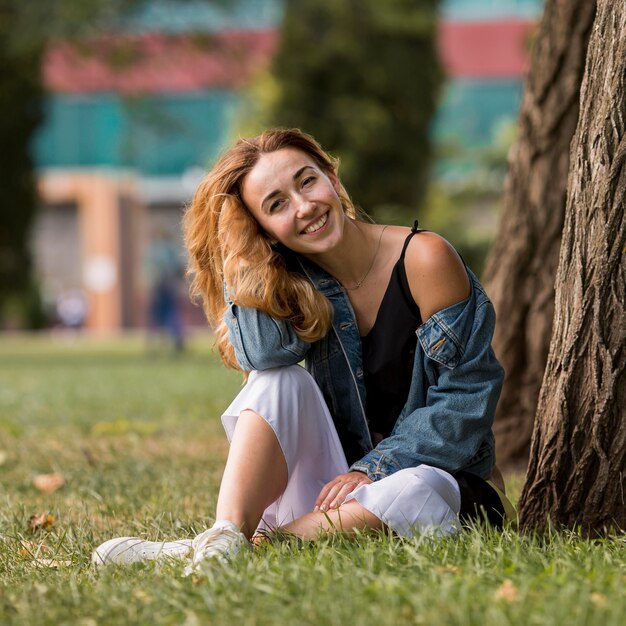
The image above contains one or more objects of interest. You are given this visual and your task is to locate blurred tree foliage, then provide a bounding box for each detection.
[0,0,143,327]
[0,0,228,328]
[420,120,517,276]
[0,1,45,327]
[269,0,442,220]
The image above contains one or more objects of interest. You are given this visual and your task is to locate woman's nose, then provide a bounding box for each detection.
[295,196,316,217]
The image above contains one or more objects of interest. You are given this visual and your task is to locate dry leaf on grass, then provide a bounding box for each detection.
[81,446,97,467]
[19,540,68,567]
[28,513,55,532]
[31,558,72,568]
[33,473,65,493]
[434,565,461,574]
[19,540,49,557]
[494,579,519,603]
[590,592,608,607]
[133,589,153,604]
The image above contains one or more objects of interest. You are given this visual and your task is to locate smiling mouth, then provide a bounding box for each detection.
[302,212,328,234]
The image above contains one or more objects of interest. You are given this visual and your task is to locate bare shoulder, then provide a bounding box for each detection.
[403,231,470,322]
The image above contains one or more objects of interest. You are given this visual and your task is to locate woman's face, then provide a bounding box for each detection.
[241,147,346,257]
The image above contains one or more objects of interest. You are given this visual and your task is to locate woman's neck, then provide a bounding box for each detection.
[303,218,384,288]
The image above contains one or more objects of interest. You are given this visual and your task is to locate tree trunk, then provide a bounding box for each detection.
[482,0,596,468]
[518,0,626,533]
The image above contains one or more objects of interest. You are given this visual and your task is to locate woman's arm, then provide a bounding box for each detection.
[223,285,311,371]
[350,234,504,479]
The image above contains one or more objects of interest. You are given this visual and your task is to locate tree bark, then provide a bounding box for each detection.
[482,0,596,468]
[518,0,626,533]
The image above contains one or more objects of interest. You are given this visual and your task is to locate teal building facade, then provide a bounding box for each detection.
[34,0,544,178]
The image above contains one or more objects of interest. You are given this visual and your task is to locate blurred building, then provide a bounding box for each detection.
[31,0,543,332]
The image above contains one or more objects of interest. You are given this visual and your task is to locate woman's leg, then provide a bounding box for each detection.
[280,500,382,539]
[278,466,462,542]
[219,366,350,532]
[186,365,353,572]
[216,369,460,543]
[216,408,288,538]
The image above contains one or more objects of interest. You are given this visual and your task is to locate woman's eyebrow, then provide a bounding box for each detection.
[293,165,314,180]
[262,166,316,208]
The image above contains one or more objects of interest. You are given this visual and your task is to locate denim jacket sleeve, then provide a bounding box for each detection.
[350,276,504,480]
[223,284,311,371]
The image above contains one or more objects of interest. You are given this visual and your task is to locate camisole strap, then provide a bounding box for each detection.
[400,221,420,260]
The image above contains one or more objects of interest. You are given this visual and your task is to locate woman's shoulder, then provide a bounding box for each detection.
[400,229,471,322]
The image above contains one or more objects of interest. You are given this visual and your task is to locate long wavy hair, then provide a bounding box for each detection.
[184,128,358,370]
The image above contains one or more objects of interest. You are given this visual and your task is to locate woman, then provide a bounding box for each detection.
[93,129,511,572]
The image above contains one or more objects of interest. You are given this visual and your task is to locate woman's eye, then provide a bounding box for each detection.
[302,176,315,187]
[269,199,283,212]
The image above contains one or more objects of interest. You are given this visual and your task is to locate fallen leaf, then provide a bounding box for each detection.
[19,540,49,557]
[590,592,608,607]
[31,558,71,568]
[494,579,519,603]
[434,565,461,574]
[182,610,200,626]
[33,473,65,493]
[81,446,97,467]
[133,589,153,604]
[28,513,55,532]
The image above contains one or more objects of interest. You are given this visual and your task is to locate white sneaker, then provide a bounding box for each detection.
[92,537,193,566]
[183,521,250,576]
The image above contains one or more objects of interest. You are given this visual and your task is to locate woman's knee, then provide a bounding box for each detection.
[393,466,461,515]
[237,365,325,434]
[350,465,461,537]
[246,366,322,410]
[249,364,317,391]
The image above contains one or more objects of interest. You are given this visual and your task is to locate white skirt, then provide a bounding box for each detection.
[222,365,460,538]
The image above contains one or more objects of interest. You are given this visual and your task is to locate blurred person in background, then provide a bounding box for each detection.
[145,229,186,353]
[93,129,514,573]
[55,289,87,329]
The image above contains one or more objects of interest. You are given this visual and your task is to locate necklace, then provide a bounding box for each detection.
[342,225,388,290]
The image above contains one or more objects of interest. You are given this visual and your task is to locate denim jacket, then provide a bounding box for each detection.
[224,253,504,481]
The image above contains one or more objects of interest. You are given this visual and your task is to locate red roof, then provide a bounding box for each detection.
[44,30,278,94]
[43,20,535,94]
[438,20,534,79]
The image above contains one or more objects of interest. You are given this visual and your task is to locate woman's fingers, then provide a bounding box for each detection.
[327,482,359,510]
[314,478,340,510]
[314,472,372,512]
[315,481,343,512]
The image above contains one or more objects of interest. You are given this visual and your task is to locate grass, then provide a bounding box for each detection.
[1,334,625,625]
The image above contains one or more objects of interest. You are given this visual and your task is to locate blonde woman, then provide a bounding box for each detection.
[93,129,510,572]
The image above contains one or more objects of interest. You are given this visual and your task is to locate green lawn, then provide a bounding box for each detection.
[0,334,624,626]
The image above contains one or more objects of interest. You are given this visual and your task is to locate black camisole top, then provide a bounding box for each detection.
[361,226,422,439]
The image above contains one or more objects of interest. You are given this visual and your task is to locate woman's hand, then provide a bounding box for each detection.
[314,471,373,512]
